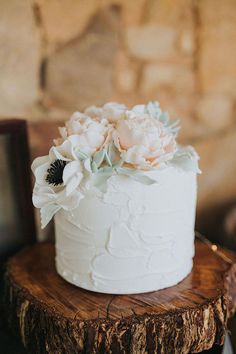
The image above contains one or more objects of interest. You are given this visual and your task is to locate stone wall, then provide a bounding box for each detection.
[1,0,236,216]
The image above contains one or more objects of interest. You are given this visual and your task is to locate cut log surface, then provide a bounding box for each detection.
[4,239,236,354]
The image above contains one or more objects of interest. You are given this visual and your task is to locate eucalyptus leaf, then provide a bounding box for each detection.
[167,119,180,133]
[76,150,89,161]
[107,142,120,165]
[130,173,157,185]
[145,103,180,137]
[169,147,201,173]
[97,166,114,174]
[116,167,157,185]
[158,111,170,124]
[169,120,179,128]
[91,161,98,173]
[145,101,161,119]
[93,168,114,192]
[105,150,112,167]
[156,111,180,136]
[93,149,105,168]
[40,204,61,229]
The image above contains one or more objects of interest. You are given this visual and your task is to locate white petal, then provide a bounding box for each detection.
[103,102,126,110]
[49,146,69,161]
[40,204,61,229]
[34,162,50,185]
[131,104,146,114]
[65,174,83,196]
[59,190,84,210]
[69,135,94,156]
[84,158,92,173]
[32,188,56,208]
[31,156,49,173]
[67,134,80,145]
[63,161,82,184]
[70,111,86,121]
[84,105,103,118]
[59,127,67,139]
[50,139,77,161]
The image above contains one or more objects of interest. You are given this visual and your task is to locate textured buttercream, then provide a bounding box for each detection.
[55,166,197,294]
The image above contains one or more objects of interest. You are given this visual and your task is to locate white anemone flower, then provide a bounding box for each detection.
[31,139,91,228]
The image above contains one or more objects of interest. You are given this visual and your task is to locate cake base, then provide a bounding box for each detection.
[56,257,193,295]
[54,168,197,295]
[4,239,236,354]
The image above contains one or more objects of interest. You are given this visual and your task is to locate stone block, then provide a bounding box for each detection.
[198,0,236,96]
[145,0,195,56]
[105,0,146,26]
[35,0,99,52]
[196,128,236,211]
[198,0,236,29]
[47,11,119,110]
[36,0,146,52]
[178,30,195,56]
[125,25,177,61]
[141,63,195,93]
[114,51,138,93]
[0,0,40,117]
[196,95,234,132]
[145,0,194,27]
[199,34,236,96]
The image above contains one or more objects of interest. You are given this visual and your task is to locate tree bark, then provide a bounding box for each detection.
[4,240,236,354]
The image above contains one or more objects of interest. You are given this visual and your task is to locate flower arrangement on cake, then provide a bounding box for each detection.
[32,101,200,228]
[32,101,200,294]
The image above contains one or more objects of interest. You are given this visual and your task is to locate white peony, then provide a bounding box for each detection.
[85,102,127,123]
[113,112,177,169]
[55,112,112,156]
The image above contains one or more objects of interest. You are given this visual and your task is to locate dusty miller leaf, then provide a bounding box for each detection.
[116,167,157,185]
[93,150,105,168]
[169,147,201,173]
[40,204,61,229]
[76,150,89,161]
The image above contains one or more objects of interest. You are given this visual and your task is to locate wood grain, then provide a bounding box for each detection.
[4,240,236,354]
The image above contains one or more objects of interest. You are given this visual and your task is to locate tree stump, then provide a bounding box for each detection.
[4,238,236,354]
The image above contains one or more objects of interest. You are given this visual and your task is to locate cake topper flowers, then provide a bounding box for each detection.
[32,101,200,228]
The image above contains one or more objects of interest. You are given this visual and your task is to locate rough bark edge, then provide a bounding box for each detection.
[224,263,236,317]
[4,269,228,354]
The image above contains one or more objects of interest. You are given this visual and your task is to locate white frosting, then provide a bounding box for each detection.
[54,166,197,294]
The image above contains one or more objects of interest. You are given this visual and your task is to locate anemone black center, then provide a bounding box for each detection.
[45,159,67,186]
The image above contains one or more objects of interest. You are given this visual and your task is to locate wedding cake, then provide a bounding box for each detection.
[32,101,200,294]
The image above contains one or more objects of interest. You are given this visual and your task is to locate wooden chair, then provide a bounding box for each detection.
[0,119,36,353]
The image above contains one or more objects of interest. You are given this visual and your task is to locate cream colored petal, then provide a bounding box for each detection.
[34,162,51,185]
[63,160,82,185]
[65,174,83,196]
[31,155,49,173]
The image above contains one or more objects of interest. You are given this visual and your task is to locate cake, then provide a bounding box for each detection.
[32,101,200,294]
